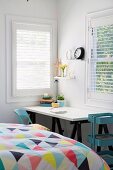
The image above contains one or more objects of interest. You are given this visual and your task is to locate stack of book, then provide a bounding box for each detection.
[39,98,54,107]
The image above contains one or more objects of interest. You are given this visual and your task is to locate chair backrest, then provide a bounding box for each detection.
[15,109,32,125]
[88,113,113,124]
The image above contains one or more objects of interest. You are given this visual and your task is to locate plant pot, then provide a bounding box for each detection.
[57,100,65,107]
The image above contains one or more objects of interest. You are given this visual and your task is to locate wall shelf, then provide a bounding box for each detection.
[54,76,76,81]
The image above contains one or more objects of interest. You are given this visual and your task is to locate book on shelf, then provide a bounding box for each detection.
[40,103,52,107]
[39,99,54,104]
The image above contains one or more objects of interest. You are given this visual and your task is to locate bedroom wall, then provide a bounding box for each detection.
[0,0,113,144]
[57,0,113,144]
[0,0,57,125]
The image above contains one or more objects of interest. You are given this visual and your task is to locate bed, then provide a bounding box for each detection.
[0,123,109,170]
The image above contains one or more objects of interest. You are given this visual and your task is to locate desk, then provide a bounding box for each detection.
[25,106,94,142]
[25,106,111,145]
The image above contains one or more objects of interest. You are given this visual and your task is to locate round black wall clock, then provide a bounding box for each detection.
[74,47,85,60]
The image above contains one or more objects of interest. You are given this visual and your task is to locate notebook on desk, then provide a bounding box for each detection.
[50,108,67,114]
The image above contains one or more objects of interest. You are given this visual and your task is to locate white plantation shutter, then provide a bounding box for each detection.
[88,15,113,94]
[12,22,52,96]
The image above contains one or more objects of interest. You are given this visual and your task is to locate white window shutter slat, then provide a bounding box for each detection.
[14,23,51,91]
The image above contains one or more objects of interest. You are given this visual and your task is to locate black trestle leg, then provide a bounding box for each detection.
[52,117,56,132]
[77,122,82,143]
[71,123,77,139]
[56,118,64,135]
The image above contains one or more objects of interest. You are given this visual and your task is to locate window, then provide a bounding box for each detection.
[6,15,57,101]
[12,22,52,96]
[16,27,51,90]
[87,9,113,105]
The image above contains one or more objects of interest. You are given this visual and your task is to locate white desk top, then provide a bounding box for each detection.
[25,106,97,121]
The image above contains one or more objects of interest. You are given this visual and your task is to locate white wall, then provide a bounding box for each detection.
[58,0,113,110]
[0,0,113,143]
[0,0,57,123]
[57,0,113,144]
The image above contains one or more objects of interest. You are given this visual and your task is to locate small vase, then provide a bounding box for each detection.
[62,70,65,77]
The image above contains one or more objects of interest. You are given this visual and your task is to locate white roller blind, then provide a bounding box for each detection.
[13,23,51,92]
[89,15,113,94]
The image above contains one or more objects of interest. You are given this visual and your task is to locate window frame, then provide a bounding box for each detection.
[6,15,57,102]
[85,8,113,108]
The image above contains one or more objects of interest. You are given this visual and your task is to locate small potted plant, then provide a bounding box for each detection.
[57,95,65,107]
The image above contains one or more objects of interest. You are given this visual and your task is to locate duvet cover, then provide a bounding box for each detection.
[0,123,110,170]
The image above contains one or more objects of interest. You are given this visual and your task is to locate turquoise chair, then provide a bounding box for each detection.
[88,113,113,168]
[15,109,32,125]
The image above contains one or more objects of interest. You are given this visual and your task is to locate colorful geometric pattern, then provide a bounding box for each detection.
[0,123,110,170]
